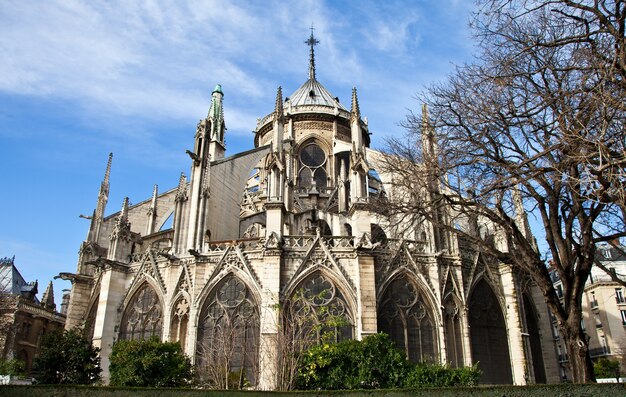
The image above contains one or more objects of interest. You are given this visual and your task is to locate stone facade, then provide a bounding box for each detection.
[62,34,559,388]
[0,257,66,373]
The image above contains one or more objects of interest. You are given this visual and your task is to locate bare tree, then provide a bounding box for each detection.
[376,0,626,383]
[196,318,258,389]
[273,289,350,391]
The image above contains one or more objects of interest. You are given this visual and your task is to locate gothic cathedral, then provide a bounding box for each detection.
[62,32,559,388]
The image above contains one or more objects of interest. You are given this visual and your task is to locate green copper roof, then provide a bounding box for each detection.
[213,84,223,95]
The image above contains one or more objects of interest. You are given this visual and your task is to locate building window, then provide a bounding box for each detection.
[621,310,626,325]
[555,285,563,299]
[590,291,599,308]
[196,276,260,387]
[298,143,327,191]
[119,283,163,340]
[616,288,625,304]
[378,276,438,363]
[284,272,353,344]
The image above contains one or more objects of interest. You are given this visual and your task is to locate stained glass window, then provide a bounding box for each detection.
[378,277,438,363]
[284,273,353,343]
[119,283,163,340]
[196,276,259,388]
[298,143,327,190]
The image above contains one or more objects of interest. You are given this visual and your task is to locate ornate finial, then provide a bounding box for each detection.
[350,87,361,121]
[305,24,319,80]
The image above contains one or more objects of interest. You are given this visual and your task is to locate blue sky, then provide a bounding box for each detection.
[0,0,475,304]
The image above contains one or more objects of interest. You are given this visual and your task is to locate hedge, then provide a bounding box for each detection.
[0,384,624,397]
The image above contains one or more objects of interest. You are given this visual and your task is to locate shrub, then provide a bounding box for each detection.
[297,333,410,390]
[594,358,621,379]
[32,327,101,384]
[403,362,481,388]
[0,358,25,376]
[109,337,193,387]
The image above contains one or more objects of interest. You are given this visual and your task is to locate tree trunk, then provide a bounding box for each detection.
[562,324,595,383]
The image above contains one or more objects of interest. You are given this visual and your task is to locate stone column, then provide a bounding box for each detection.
[91,263,129,383]
[355,253,377,339]
[257,246,281,390]
[500,266,528,385]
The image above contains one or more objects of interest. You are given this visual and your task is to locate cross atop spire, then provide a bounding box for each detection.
[305,24,319,80]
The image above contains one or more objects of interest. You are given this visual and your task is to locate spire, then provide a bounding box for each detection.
[120,197,129,221]
[207,84,225,143]
[305,24,319,80]
[41,281,55,310]
[103,152,112,191]
[421,103,437,160]
[150,184,158,208]
[350,87,361,122]
[175,172,188,202]
[422,103,430,130]
[350,87,364,154]
[272,86,285,156]
[95,153,113,221]
[146,184,158,235]
[273,86,284,122]
[109,196,132,260]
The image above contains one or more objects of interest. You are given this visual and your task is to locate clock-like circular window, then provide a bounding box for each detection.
[298,143,327,190]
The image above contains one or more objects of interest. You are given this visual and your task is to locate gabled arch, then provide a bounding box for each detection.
[195,273,261,387]
[442,273,465,368]
[377,266,439,322]
[119,281,164,341]
[283,270,354,343]
[377,271,440,363]
[195,248,263,309]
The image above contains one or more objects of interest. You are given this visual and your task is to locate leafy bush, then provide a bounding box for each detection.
[0,358,25,376]
[297,333,410,389]
[32,327,101,384]
[109,337,192,387]
[297,333,481,390]
[594,358,621,379]
[403,362,481,387]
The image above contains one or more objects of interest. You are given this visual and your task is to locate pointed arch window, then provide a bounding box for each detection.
[298,143,327,191]
[119,283,163,340]
[196,276,260,388]
[284,272,353,344]
[378,276,438,363]
[468,279,512,384]
[443,298,464,367]
[170,297,189,349]
[85,297,99,341]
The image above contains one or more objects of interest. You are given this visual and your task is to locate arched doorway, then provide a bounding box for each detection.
[468,279,512,384]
